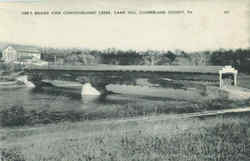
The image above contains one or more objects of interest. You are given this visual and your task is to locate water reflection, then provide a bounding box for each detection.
[81,95,100,104]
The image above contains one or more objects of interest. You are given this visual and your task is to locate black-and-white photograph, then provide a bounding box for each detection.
[0,0,250,160]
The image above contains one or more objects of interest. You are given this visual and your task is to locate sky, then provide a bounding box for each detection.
[0,0,249,51]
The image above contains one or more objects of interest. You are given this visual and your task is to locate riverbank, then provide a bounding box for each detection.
[1,71,250,128]
[1,112,250,161]
[1,92,250,127]
[1,73,250,161]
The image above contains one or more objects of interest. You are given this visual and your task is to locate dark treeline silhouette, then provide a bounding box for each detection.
[37,47,250,73]
[209,49,250,73]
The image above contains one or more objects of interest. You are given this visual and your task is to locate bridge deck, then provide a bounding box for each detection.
[26,65,224,74]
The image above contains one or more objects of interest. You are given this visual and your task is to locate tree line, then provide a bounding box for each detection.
[41,48,250,72]
[0,47,248,73]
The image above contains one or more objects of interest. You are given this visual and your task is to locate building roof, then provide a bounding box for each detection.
[5,45,41,54]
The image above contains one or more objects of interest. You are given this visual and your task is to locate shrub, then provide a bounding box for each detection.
[1,148,25,161]
[0,106,27,127]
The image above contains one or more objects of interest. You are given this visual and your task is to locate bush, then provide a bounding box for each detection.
[1,148,25,161]
[0,106,27,127]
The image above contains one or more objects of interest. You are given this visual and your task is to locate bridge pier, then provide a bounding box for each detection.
[26,73,109,96]
[81,83,101,96]
[77,76,110,96]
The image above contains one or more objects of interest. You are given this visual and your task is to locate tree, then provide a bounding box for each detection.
[166,51,176,64]
[142,50,159,65]
[65,52,80,65]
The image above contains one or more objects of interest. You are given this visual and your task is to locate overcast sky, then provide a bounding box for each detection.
[0,0,249,51]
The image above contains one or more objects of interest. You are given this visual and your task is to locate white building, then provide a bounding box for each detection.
[1,45,41,63]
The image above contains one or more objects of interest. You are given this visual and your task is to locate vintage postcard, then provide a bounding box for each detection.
[0,0,250,161]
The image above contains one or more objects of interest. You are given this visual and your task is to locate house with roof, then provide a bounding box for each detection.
[1,45,41,64]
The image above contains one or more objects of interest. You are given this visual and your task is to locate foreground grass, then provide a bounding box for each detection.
[1,113,250,161]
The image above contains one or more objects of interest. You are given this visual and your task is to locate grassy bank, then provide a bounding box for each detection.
[1,113,250,161]
[1,95,250,127]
